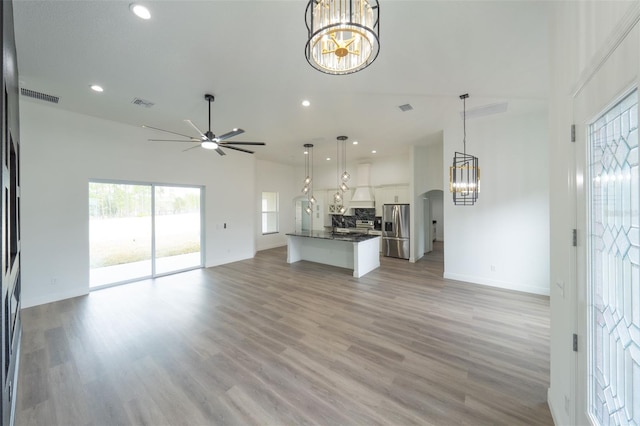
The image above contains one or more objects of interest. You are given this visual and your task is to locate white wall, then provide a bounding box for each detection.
[255,159,297,251]
[303,153,412,192]
[443,102,550,296]
[20,101,258,308]
[548,1,639,425]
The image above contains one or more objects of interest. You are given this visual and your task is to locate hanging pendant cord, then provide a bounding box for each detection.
[309,147,312,202]
[463,96,467,156]
[337,140,340,190]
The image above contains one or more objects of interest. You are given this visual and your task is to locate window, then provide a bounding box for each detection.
[262,191,279,234]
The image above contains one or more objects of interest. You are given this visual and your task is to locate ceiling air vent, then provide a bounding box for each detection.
[20,88,59,104]
[398,103,413,112]
[132,97,155,108]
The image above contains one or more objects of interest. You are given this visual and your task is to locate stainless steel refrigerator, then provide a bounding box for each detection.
[382,204,410,259]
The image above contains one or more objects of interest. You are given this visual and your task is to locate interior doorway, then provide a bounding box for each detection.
[418,189,444,274]
[425,189,444,245]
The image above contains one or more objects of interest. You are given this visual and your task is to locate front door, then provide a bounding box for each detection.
[573,20,639,425]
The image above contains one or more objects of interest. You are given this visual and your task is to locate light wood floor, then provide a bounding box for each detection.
[16,242,552,425]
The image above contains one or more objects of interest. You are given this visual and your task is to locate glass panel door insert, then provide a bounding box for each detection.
[588,89,639,425]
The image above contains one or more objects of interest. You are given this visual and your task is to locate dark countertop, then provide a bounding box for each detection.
[286,231,380,243]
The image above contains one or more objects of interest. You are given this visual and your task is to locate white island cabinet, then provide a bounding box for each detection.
[286,232,380,278]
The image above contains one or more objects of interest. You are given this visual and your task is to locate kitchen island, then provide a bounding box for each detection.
[286,231,380,278]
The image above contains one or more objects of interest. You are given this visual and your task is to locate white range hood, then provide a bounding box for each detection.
[349,163,375,208]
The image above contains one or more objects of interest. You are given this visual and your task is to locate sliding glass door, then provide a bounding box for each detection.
[154,185,202,275]
[89,182,152,286]
[89,181,203,288]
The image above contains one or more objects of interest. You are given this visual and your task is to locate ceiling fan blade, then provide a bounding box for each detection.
[182,145,202,152]
[219,141,266,146]
[142,125,197,139]
[216,128,245,141]
[222,145,255,154]
[184,120,207,140]
[215,148,226,156]
[148,139,201,142]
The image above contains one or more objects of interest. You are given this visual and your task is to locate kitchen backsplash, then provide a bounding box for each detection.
[331,208,376,228]
[332,215,355,228]
[353,208,376,220]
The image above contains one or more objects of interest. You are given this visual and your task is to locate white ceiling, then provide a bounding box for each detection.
[13,0,549,166]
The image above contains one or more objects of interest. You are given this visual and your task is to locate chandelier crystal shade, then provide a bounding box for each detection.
[305,0,380,75]
[450,94,480,206]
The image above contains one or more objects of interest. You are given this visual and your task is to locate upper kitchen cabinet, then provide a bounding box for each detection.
[374,185,409,216]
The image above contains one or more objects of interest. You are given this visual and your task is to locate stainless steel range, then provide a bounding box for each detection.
[355,220,374,230]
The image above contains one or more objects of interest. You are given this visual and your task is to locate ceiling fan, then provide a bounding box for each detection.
[143,94,266,156]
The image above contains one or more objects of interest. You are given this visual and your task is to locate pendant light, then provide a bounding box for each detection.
[305,0,380,75]
[302,144,316,215]
[334,136,350,213]
[450,93,480,205]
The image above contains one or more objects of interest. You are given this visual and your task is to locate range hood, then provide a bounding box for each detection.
[349,163,375,208]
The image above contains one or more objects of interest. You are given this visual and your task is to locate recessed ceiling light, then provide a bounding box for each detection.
[326,157,331,161]
[353,141,358,145]
[130,3,151,20]
[301,100,310,107]
[90,85,104,92]
[371,150,377,154]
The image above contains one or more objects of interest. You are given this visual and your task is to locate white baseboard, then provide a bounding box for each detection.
[443,272,550,296]
[22,287,89,309]
[257,242,287,251]
[548,388,560,426]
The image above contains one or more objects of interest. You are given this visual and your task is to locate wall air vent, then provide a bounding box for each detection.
[132,97,155,108]
[398,103,413,112]
[20,88,59,104]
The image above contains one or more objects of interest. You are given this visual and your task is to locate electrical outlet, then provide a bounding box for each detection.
[490,265,496,272]
[564,395,570,414]
[51,278,57,285]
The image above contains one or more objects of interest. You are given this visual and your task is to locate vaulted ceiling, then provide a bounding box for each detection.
[13,0,549,165]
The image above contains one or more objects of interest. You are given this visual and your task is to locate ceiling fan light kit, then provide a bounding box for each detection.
[449,93,480,206]
[305,0,380,75]
[144,93,265,156]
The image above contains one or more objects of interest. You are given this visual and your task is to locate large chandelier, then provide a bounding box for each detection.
[449,94,480,205]
[305,0,380,75]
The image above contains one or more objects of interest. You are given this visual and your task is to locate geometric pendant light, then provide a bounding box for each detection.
[305,0,380,75]
[449,93,480,205]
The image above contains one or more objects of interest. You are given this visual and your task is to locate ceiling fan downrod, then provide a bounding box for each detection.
[205,93,215,140]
